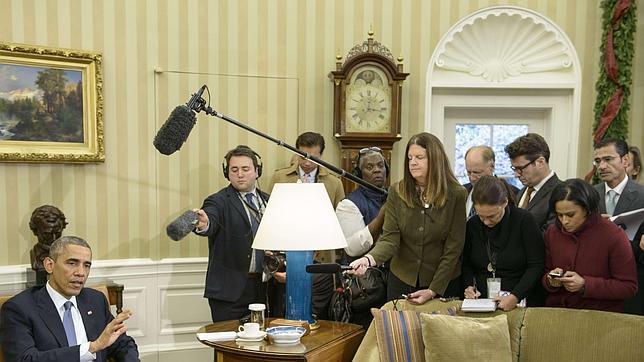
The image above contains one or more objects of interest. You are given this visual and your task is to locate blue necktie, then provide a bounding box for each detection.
[63,301,77,346]
[245,193,263,272]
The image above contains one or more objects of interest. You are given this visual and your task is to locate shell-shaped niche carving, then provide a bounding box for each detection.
[435,11,572,82]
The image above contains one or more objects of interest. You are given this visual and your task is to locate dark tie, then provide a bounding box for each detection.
[245,193,263,272]
[520,187,535,209]
[63,301,77,346]
[468,204,477,219]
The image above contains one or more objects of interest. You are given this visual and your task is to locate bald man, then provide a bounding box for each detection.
[464,146,518,217]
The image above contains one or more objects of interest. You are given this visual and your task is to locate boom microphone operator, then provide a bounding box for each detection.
[153,85,207,155]
[305,263,353,274]
[166,210,199,241]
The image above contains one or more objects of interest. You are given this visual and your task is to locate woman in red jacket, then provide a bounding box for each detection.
[543,178,637,313]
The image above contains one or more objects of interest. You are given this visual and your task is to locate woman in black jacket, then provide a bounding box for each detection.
[462,176,545,310]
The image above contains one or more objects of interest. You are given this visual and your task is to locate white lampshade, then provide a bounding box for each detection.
[252,183,347,251]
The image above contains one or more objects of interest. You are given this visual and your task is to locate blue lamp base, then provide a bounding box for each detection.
[285,250,315,324]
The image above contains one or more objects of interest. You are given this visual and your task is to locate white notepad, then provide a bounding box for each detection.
[609,207,644,240]
[461,299,497,312]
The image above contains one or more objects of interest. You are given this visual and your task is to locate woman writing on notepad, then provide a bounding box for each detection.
[462,176,545,310]
[543,179,637,312]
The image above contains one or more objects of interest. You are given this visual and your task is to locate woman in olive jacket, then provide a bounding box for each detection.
[350,132,467,303]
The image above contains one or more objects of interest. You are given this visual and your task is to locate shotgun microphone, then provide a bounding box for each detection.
[305,263,353,274]
[153,85,206,155]
[166,210,199,241]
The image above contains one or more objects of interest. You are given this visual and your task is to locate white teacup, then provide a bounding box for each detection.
[238,322,261,336]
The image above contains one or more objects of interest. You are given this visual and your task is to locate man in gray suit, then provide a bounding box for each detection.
[593,138,644,315]
[505,133,562,232]
[593,138,644,216]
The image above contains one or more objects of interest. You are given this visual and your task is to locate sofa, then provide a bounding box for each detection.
[354,299,644,361]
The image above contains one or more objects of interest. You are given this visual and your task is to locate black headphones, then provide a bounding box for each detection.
[222,146,263,180]
[353,147,389,178]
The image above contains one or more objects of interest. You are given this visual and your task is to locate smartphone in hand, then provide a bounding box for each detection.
[549,270,564,278]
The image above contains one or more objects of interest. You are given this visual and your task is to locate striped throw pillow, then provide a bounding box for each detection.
[370,308,425,362]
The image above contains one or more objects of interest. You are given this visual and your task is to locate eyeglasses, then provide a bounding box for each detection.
[359,147,382,154]
[592,156,620,167]
[510,158,537,173]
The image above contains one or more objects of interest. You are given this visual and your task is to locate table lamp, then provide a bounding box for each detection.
[252,183,347,325]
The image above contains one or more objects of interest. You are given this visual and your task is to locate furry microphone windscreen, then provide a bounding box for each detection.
[166,210,199,241]
[153,105,197,155]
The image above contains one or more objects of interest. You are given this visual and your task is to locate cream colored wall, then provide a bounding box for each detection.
[0,0,641,265]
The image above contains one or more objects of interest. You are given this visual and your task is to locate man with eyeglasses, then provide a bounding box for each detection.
[593,138,644,315]
[593,138,644,217]
[463,145,519,217]
[504,133,562,232]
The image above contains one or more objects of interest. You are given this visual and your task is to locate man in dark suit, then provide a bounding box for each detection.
[593,138,644,315]
[463,145,519,217]
[0,236,138,361]
[593,138,644,216]
[505,133,562,232]
[195,145,270,322]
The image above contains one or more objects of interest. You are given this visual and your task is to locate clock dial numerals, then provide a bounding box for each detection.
[345,85,391,133]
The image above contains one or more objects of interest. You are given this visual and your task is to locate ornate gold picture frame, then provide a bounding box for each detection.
[0,42,103,163]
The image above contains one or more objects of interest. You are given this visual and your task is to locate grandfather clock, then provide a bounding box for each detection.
[329,30,408,194]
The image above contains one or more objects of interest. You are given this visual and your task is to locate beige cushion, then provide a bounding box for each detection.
[420,313,512,362]
[519,307,644,361]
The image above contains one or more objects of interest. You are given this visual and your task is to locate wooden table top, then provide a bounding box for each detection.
[196,319,363,358]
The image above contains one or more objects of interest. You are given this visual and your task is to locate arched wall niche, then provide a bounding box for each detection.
[425,6,582,179]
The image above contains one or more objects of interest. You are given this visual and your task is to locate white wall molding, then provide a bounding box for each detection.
[0,258,212,362]
[433,7,574,83]
[425,5,582,180]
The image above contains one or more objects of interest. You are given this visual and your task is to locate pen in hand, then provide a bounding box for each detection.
[472,277,479,299]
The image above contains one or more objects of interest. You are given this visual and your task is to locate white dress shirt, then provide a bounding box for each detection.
[46,282,96,361]
[604,174,629,211]
[335,198,373,257]
[298,166,318,183]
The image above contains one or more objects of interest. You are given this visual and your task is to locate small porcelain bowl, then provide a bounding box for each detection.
[266,326,306,344]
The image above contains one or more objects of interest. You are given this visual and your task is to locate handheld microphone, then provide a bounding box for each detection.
[153,85,206,155]
[166,210,199,241]
[305,263,353,274]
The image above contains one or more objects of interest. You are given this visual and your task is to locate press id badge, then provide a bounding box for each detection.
[487,278,501,299]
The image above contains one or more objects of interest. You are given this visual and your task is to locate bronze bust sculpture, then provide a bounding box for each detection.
[29,205,68,271]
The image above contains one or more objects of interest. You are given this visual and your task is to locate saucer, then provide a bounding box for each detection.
[236,330,266,342]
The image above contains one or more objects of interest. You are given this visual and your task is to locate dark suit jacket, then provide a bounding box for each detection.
[0,286,138,362]
[595,179,644,216]
[516,174,562,232]
[199,184,269,302]
[595,179,644,315]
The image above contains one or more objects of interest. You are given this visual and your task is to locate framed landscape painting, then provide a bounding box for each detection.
[0,42,103,163]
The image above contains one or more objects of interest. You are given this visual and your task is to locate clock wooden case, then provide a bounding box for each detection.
[330,32,408,193]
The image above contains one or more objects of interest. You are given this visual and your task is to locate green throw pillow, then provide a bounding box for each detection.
[420,313,512,362]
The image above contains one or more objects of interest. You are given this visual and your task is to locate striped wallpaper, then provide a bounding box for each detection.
[0,0,642,265]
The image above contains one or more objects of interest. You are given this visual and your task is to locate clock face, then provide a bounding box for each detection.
[345,65,392,133]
